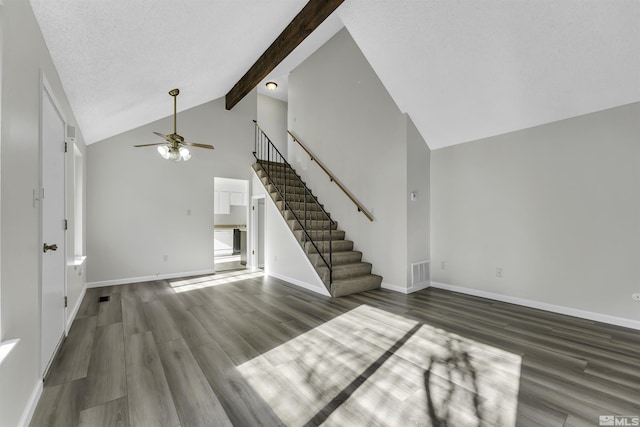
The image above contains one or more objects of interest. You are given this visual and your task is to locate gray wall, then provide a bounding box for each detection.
[407,117,430,287]
[431,102,640,322]
[257,94,288,157]
[87,92,256,284]
[0,1,87,425]
[288,28,411,289]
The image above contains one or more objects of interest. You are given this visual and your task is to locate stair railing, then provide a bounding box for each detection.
[253,121,334,286]
[287,130,374,222]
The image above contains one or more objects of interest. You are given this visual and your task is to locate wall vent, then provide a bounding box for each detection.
[411,260,430,288]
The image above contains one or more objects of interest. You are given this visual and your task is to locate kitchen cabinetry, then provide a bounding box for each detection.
[214,191,231,214]
[214,229,234,256]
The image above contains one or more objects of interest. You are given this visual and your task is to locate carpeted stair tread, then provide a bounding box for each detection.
[305,240,353,253]
[294,229,345,241]
[316,262,373,283]
[331,275,383,297]
[278,200,325,212]
[308,250,362,267]
[284,210,332,221]
[287,219,338,231]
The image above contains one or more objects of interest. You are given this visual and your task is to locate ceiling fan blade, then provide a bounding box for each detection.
[182,141,214,150]
[153,131,173,141]
[134,143,166,147]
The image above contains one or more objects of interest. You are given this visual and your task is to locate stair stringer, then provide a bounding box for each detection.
[250,168,331,297]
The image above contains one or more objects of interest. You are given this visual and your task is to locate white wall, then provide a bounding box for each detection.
[431,102,640,324]
[406,116,430,287]
[288,28,410,289]
[87,92,256,285]
[257,94,288,157]
[0,1,87,425]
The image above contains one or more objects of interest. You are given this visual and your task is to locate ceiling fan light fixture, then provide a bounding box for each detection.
[134,88,213,159]
[179,147,191,161]
[266,81,278,91]
[157,145,170,159]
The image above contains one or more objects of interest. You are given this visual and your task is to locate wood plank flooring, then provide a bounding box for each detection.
[30,271,640,426]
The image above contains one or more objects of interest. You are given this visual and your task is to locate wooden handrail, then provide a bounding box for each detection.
[287,130,374,222]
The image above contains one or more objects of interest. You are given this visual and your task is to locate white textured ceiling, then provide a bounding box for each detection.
[339,0,640,149]
[31,1,640,148]
[30,0,316,144]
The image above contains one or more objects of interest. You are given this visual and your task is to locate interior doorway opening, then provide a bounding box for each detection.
[251,196,266,270]
[213,177,249,273]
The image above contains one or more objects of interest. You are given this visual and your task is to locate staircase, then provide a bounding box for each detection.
[252,123,382,297]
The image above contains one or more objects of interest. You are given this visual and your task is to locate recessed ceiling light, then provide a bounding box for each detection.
[266,81,278,91]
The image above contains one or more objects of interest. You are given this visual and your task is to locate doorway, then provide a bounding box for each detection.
[251,196,265,269]
[40,74,66,376]
[214,177,249,272]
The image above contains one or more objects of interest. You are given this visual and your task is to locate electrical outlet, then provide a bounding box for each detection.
[163,255,168,262]
[441,261,446,270]
[496,267,503,278]
[632,293,640,301]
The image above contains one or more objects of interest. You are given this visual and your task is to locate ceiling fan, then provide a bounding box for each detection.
[134,88,214,162]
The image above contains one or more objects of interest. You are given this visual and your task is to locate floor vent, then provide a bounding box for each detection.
[98,296,110,303]
[411,260,430,288]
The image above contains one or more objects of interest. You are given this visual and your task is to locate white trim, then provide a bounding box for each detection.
[87,269,216,288]
[430,281,640,331]
[267,272,331,297]
[39,70,68,376]
[382,281,431,294]
[18,379,43,427]
[65,282,86,334]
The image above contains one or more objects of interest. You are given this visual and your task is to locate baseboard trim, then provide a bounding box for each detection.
[430,281,640,331]
[87,269,216,288]
[66,283,87,335]
[382,281,431,294]
[18,379,43,427]
[267,272,331,297]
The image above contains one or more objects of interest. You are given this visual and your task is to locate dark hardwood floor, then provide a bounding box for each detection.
[30,270,640,426]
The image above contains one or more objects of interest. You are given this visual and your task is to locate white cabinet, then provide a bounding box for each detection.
[230,191,244,206]
[214,229,234,256]
[214,191,230,214]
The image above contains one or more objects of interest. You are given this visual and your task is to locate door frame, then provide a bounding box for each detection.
[250,195,265,269]
[39,71,67,376]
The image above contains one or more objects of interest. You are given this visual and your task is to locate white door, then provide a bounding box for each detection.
[257,199,265,268]
[251,197,265,269]
[41,78,66,375]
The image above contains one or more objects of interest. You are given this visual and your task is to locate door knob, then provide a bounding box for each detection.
[43,243,58,253]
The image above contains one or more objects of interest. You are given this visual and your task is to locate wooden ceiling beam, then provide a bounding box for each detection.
[225,0,344,110]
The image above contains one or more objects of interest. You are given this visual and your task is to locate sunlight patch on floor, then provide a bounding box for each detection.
[238,305,521,426]
[169,270,263,293]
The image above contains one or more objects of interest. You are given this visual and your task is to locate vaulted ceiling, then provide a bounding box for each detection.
[31,1,639,149]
